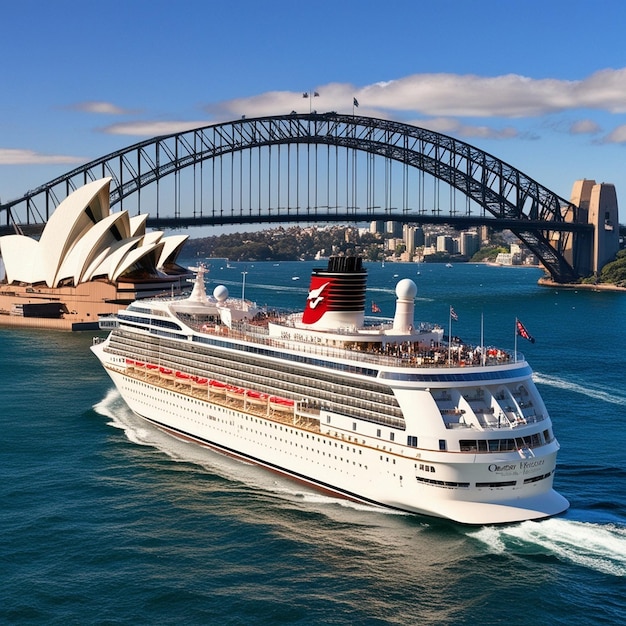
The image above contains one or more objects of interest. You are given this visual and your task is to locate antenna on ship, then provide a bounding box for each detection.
[188,264,208,303]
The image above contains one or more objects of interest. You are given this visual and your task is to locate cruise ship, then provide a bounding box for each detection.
[91,256,569,525]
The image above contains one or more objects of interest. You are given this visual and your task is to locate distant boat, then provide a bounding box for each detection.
[446,263,453,268]
[292,276,300,281]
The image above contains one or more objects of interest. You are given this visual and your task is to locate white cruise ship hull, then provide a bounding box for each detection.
[94,342,568,525]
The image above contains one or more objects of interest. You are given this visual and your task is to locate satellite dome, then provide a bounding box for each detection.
[213,285,229,301]
[395,278,417,299]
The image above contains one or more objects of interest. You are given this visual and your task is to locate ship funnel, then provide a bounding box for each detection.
[393,278,417,333]
[301,256,367,329]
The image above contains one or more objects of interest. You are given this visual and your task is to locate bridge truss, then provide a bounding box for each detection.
[0,112,592,282]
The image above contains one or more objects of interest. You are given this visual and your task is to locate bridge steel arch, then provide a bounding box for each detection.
[0,112,592,283]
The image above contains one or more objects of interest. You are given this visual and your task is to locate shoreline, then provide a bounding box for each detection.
[537,277,626,292]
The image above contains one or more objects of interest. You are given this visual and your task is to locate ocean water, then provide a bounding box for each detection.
[1,260,625,625]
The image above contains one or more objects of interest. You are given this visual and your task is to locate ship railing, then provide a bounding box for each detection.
[185,318,524,370]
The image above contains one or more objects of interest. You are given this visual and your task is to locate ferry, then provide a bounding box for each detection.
[91,255,569,524]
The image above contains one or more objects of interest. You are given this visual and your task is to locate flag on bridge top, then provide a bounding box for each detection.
[302,92,308,98]
[516,319,535,343]
[450,306,458,321]
[353,97,359,107]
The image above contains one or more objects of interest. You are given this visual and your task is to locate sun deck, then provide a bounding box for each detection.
[175,311,524,371]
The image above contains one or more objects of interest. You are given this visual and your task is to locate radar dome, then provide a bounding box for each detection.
[213,285,229,302]
[396,278,417,299]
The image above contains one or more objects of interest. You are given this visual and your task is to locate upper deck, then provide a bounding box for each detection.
[171,309,527,378]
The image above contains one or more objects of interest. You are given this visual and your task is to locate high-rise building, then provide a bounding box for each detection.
[459,231,480,258]
[386,221,403,238]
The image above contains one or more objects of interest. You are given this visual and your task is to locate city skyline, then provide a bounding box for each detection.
[2,0,626,223]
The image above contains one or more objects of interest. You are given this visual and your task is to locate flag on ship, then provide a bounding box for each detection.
[371,301,381,313]
[450,306,458,321]
[516,319,535,343]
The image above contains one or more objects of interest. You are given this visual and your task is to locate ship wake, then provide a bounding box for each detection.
[470,518,626,576]
[534,372,626,406]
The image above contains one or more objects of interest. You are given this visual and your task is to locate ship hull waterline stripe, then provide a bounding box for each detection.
[133,409,406,514]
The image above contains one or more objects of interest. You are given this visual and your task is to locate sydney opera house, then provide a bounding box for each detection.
[0,178,190,330]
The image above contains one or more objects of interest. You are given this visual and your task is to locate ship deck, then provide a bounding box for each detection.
[177,313,523,371]
[108,362,323,433]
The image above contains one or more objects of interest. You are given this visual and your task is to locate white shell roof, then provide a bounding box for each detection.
[0,178,188,288]
[158,234,189,268]
[111,241,164,282]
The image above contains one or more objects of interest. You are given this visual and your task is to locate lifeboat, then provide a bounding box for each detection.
[175,371,192,381]
[269,396,295,411]
[208,380,227,394]
[146,363,159,371]
[193,377,209,387]
[159,367,174,378]
[226,385,245,399]
[244,390,269,405]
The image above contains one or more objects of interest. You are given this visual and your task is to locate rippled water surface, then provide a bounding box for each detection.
[1,260,625,625]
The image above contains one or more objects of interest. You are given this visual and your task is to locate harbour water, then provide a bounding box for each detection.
[1,260,625,625]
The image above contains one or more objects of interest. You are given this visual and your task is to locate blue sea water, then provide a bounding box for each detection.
[1,260,625,625]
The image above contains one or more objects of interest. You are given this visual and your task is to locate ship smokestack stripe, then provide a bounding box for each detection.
[302,256,367,327]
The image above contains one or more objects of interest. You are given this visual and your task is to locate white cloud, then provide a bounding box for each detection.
[413,117,519,140]
[570,119,602,134]
[205,67,626,131]
[102,120,213,136]
[601,124,626,144]
[71,101,134,115]
[0,149,84,165]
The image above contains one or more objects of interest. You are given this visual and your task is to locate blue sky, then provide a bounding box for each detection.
[2,0,626,222]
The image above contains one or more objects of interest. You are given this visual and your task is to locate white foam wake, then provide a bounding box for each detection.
[471,518,626,576]
[92,388,158,446]
[534,372,626,407]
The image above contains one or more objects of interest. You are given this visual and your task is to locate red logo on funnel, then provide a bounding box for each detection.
[302,277,333,324]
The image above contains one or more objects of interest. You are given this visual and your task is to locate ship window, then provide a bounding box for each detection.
[390,432,395,442]
[352,422,357,431]
[407,436,418,448]
[476,480,517,488]
[439,440,447,451]
[460,440,476,452]
[376,429,381,437]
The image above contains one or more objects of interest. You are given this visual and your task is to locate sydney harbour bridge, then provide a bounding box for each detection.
[0,112,593,283]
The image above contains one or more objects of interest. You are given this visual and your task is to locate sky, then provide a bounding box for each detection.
[2,0,626,224]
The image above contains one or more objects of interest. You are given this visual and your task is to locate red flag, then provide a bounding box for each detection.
[371,301,381,313]
[516,319,535,343]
